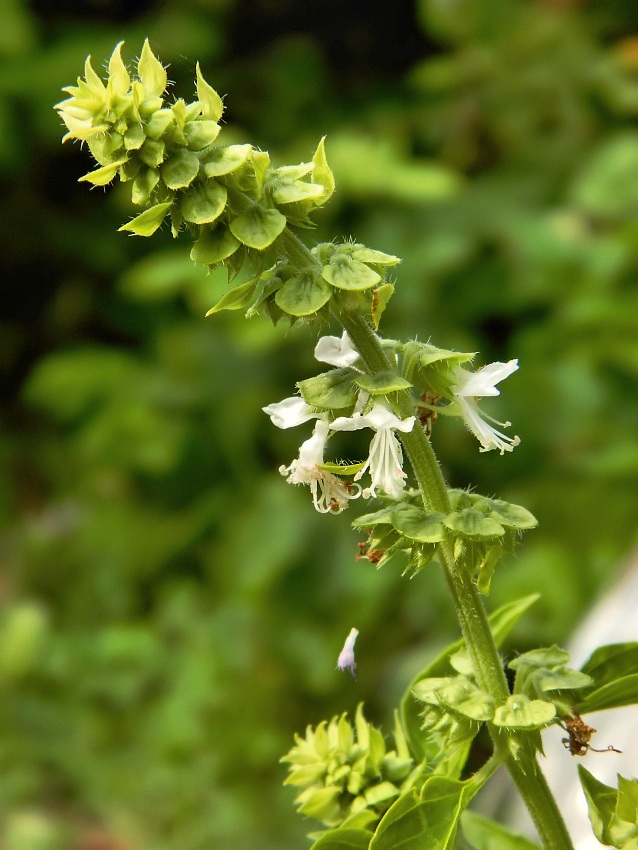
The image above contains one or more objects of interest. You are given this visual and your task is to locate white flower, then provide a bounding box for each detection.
[336,627,359,678]
[279,419,361,513]
[452,359,521,454]
[262,396,320,429]
[314,331,360,367]
[331,401,415,498]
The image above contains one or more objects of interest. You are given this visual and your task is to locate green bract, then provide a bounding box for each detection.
[579,768,638,849]
[56,40,345,322]
[281,704,418,836]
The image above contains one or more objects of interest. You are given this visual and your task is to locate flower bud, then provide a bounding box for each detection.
[281,704,417,832]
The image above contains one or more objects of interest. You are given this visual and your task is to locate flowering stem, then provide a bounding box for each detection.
[273,228,573,848]
[332,308,575,850]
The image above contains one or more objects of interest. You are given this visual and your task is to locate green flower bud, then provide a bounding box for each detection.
[281,704,417,832]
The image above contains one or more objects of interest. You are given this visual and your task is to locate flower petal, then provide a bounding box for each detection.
[314,331,360,367]
[263,396,321,428]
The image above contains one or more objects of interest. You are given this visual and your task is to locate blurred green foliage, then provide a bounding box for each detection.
[1,0,637,847]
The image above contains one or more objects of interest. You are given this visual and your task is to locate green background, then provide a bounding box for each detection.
[1,0,637,847]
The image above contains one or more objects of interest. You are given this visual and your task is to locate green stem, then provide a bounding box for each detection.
[271,228,573,847]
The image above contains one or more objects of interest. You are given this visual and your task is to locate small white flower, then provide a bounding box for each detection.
[336,627,359,678]
[331,401,415,498]
[262,396,320,429]
[314,331,360,367]
[452,359,521,454]
[279,419,361,513]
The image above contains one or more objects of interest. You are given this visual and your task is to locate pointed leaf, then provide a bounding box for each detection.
[78,159,127,186]
[196,63,223,121]
[118,201,172,236]
[579,674,638,713]
[137,39,167,97]
[414,343,475,367]
[580,643,638,689]
[205,278,259,315]
[353,371,412,394]
[312,136,335,204]
[371,284,394,330]
[108,42,130,94]
[577,766,616,845]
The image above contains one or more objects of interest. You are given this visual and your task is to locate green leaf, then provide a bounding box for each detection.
[578,766,617,845]
[391,506,446,543]
[181,180,227,224]
[203,143,252,177]
[461,811,542,850]
[444,508,504,539]
[312,136,335,204]
[196,63,224,121]
[368,792,422,850]
[144,110,173,141]
[371,284,394,330]
[353,371,412,394]
[580,643,638,690]
[229,206,286,249]
[137,39,167,97]
[272,180,324,204]
[118,201,172,236]
[275,272,332,316]
[412,677,495,721]
[205,278,259,316]
[131,167,160,205]
[411,342,475,368]
[160,148,200,189]
[351,246,400,266]
[370,775,486,850]
[297,368,359,410]
[322,256,381,291]
[474,498,538,530]
[492,695,555,729]
[509,646,571,670]
[108,42,130,93]
[536,668,593,692]
[78,159,128,186]
[190,226,239,265]
[309,828,372,850]
[579,674,638,714]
